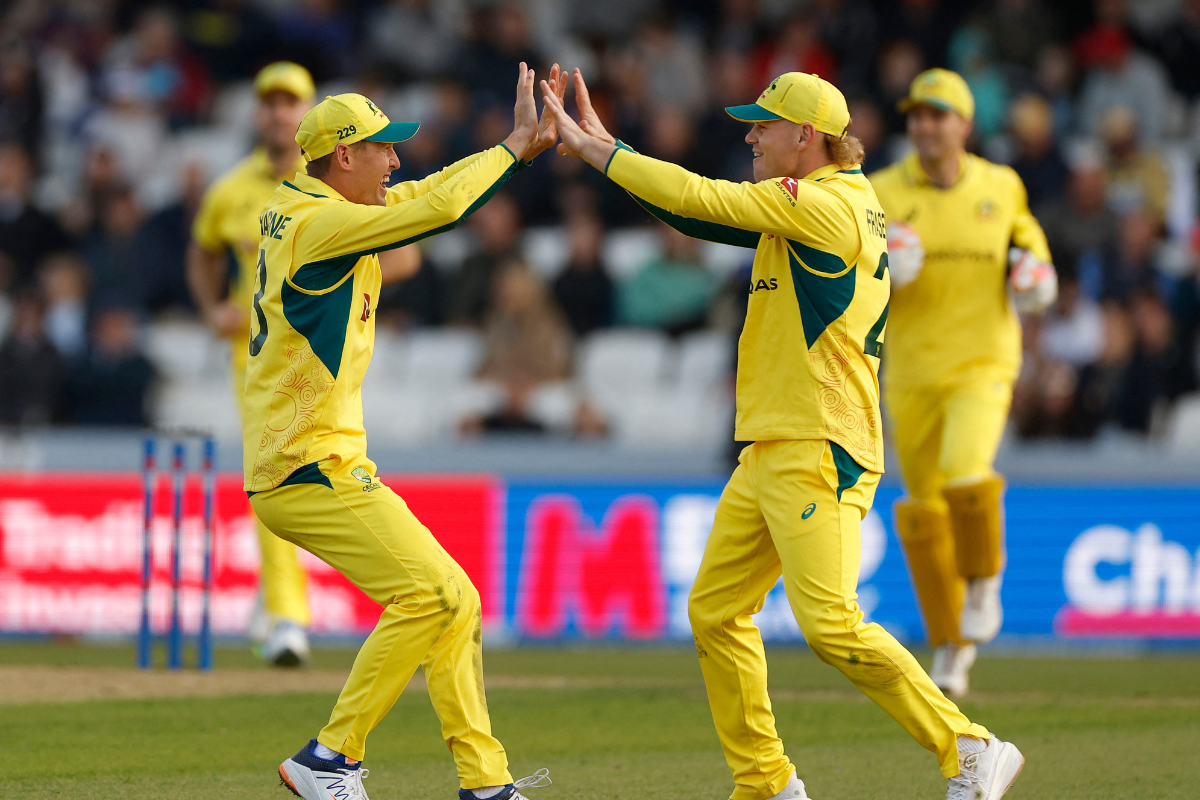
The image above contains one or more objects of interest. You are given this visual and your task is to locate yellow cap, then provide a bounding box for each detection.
[295,93,420,161]
[726,72,851,139]
[898,68,975,120]
[254,61,316,101]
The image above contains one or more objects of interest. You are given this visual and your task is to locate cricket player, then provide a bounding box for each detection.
[247,64,565,800]
[542,70,1024,800]
[870,70,1056,697]
[188,62,422,666]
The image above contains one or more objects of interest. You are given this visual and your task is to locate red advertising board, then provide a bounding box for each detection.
[0,473,501,638]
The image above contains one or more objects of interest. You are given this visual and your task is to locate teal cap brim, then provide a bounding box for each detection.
[725,103,783,123]
[365,121,421,143]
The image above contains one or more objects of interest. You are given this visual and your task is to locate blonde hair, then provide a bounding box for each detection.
[824,133,865,169]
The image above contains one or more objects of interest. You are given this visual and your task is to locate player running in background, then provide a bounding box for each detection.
[870,70,1056,697]
[542,70,1024,800]
[188,62,423,666]
[250,64,565,800]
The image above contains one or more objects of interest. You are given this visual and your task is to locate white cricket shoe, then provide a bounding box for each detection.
[930,642,977,698]
[960,575,1003,643]
[946,736,1024,800]
[460,768,553,800]
[768,770,809,800]
[280,740,370,800]
[261,620,311,667]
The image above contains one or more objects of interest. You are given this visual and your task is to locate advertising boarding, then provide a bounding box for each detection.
[1,475,1198,643]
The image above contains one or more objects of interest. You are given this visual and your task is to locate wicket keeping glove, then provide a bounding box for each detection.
[886,221,924,289]
[1008,247,1057,315]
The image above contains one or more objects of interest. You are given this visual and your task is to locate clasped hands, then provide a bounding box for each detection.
[502,63,618,170]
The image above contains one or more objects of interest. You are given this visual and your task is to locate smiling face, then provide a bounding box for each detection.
[744,118,813,181]
[338,140,401,205]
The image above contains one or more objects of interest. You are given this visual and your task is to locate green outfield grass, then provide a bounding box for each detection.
[1,641,1197,799]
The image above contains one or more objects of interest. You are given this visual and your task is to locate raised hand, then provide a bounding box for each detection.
[524,63,569,160]
[540,78,616,170]
[572,69,616,145]
[501,62,539,161]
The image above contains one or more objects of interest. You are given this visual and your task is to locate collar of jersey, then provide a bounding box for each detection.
[250,148,308,181]
[802,163,865,184]
[285,172,346,202]
[902,151,971,189]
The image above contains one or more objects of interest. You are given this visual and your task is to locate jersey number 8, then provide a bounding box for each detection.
[249,250,269,356]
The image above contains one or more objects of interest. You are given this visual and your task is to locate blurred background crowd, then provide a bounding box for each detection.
[1,0,1199,451]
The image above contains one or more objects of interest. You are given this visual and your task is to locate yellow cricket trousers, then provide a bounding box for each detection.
[234,364,310,627]
[886,366,1012,646]
[250,454,513,789]
[689,439,988,800]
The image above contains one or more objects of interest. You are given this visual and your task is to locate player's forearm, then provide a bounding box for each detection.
[386,152,488,205]
[185,242,227,313]
[605,148,754,230]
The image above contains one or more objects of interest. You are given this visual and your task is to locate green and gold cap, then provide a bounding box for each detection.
[254,61,315,101]
[295,93,420,162]
[726,72,851,138]
[897,68,975,120]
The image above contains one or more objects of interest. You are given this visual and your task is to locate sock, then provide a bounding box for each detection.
[313,742,343,761]
[471,787,506,799]
[958,735,989,754]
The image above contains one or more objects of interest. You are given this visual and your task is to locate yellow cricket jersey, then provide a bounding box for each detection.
[242,145,524,492]
[192,148,308,372]
[606,145,891,472]
[870,152,1051,388]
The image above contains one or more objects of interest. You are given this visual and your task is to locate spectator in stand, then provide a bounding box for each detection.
[618,225,718,336]
[365,0,460,82]
[1074,2,1172,142]
[457,3,542,107]
[81,185,145,306]
[184,0,281,84]
[1100,106,1169,227]
[100,6,213,129]
[637,13,708,117]
[813,0,877,96]
[1156,0,1200,100]
[446,191,523,326]
[62,305,157,426]
[947,27,1008,141]
[877,0,962,68]
[0,40,45,165]
[39,253,89,359]
[1036,145,1117,287]
[1034,44,1077,138]
[0,290,63,425]
[138,160,206,313]
[469,262,572,433]
[874,39,925,135]
[1009,94,1068,209]
[710,0,759,54]
[644,105,705,176]
[1116,288,1178,433]
[696,50,756,181]
[0,144,70,291]
[750,11,836,90]
[273,0,355,82]
[982,0,1055,71]
[848,98,889,175]
[552,213,613,337]
[1101,210,1160,302]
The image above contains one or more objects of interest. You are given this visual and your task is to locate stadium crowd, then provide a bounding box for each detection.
[0,0,1198,443]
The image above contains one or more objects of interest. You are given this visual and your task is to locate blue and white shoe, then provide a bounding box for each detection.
[459,768,552,800]
[279,740,370,800]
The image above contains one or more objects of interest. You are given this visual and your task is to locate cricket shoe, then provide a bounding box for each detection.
[946,736,1024,800]
[261,620,311,667]
[460,768,552,800]
[279,739,369,800]
[726,769,809,800]
[960,575,1003,644]
[930,642,976,698]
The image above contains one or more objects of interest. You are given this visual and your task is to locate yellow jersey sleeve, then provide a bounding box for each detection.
[191,177,229,253]
[605,146,862,267]
[384,151,490,205]
[287,144,520,272]
[1007,168,1052,262]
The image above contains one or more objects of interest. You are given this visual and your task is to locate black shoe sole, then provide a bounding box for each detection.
[271,648,303,668]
